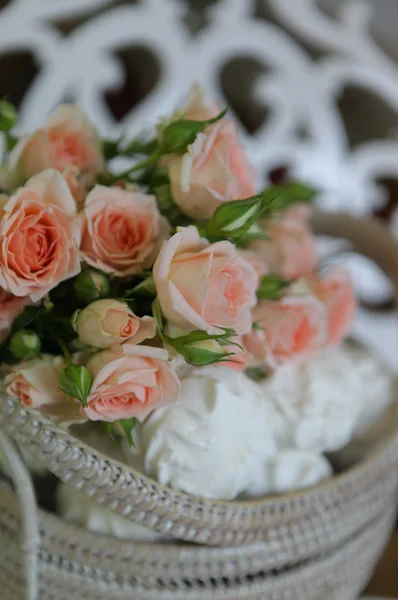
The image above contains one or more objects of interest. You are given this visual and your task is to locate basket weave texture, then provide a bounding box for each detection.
[0,482,396,600]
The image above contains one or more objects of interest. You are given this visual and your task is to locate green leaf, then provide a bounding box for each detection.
[103,422,116,442]
[6,134,18,152]
[154,184,175,212]
[60,365,92,408]
[102,138,120,161]
[0,99,17,133]
[11,305,45,333]
[118,418,138,448]
[257,274,288,300]
[124,276,156,298]
[159,108,227,155]
[122,135,157,157]
[261,182,317,214]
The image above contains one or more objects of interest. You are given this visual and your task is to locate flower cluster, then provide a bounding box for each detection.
[0,86,356,447]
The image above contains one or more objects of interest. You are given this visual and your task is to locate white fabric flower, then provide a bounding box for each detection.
[57,484,170,542]
[138,368,278,500]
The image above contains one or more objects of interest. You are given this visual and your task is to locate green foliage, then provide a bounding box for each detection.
[257,275,289,300]
[60,365,92,407]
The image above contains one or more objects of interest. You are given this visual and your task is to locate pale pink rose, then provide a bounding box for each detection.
[311,267,356,346]
[62,164,87,205]
[153,226,258,335]
[0,169,81,301]
[0,193,8,218]
[1,104,104,196]
[84,345,180,422]
[243,289,327,369]
[0,287,29,332]
[237,249,269,281]
[182,83,220,121]
[80,185,169,277]
[167,120,256,220]
[251,209,316,281]
[75,299,156,349]
[5,355,84,424]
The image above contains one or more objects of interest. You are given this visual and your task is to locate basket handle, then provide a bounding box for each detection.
[0,431,39,600]
[311,212,398,305]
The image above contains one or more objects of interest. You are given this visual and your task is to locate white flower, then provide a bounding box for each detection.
[259,344,393,454]
[137,368,278,500]
[347,343,394,438]
[260,346,365,453]
[265,450,332,494]
[57,484,170,542]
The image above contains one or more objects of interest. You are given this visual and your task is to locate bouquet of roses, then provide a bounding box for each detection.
[0,86,367,500]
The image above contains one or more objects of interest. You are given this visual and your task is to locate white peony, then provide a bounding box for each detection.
[259,345,393,454]
[137,368,278,500]
[347,343,394,438]
[265,450,332,494]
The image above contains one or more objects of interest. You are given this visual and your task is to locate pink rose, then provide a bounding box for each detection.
[243,287,327,369]
[5,355,84,424]
[75,299,156,349]
[251,207,316,281]
[84,344,180,422]
[1,104,104,198]
[153,226,258,335]
[0,287,29,332]
[181,83,220,121]
[237,249,269,282]
[0,194,8,219]
[80,185,169,277]
[311,268,356,346]
[0,169,81,301]
[167,120,255,220]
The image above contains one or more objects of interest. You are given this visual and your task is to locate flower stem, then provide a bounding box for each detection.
[57,338,72,365]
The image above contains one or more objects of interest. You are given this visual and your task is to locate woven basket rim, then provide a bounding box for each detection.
[3,390,398,510]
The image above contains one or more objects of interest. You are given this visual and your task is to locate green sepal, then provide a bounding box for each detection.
[60,365,92,408]
[118,418,138,448]
[158,108,227,155]
[199,183,317,244]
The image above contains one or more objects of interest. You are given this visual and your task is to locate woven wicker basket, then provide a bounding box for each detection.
[0,213,398,600]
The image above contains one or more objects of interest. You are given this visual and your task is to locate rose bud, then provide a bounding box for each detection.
[74,269,110,304]
[178,339,228,367]
[73,299,156,349]
[9,329,41,360]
